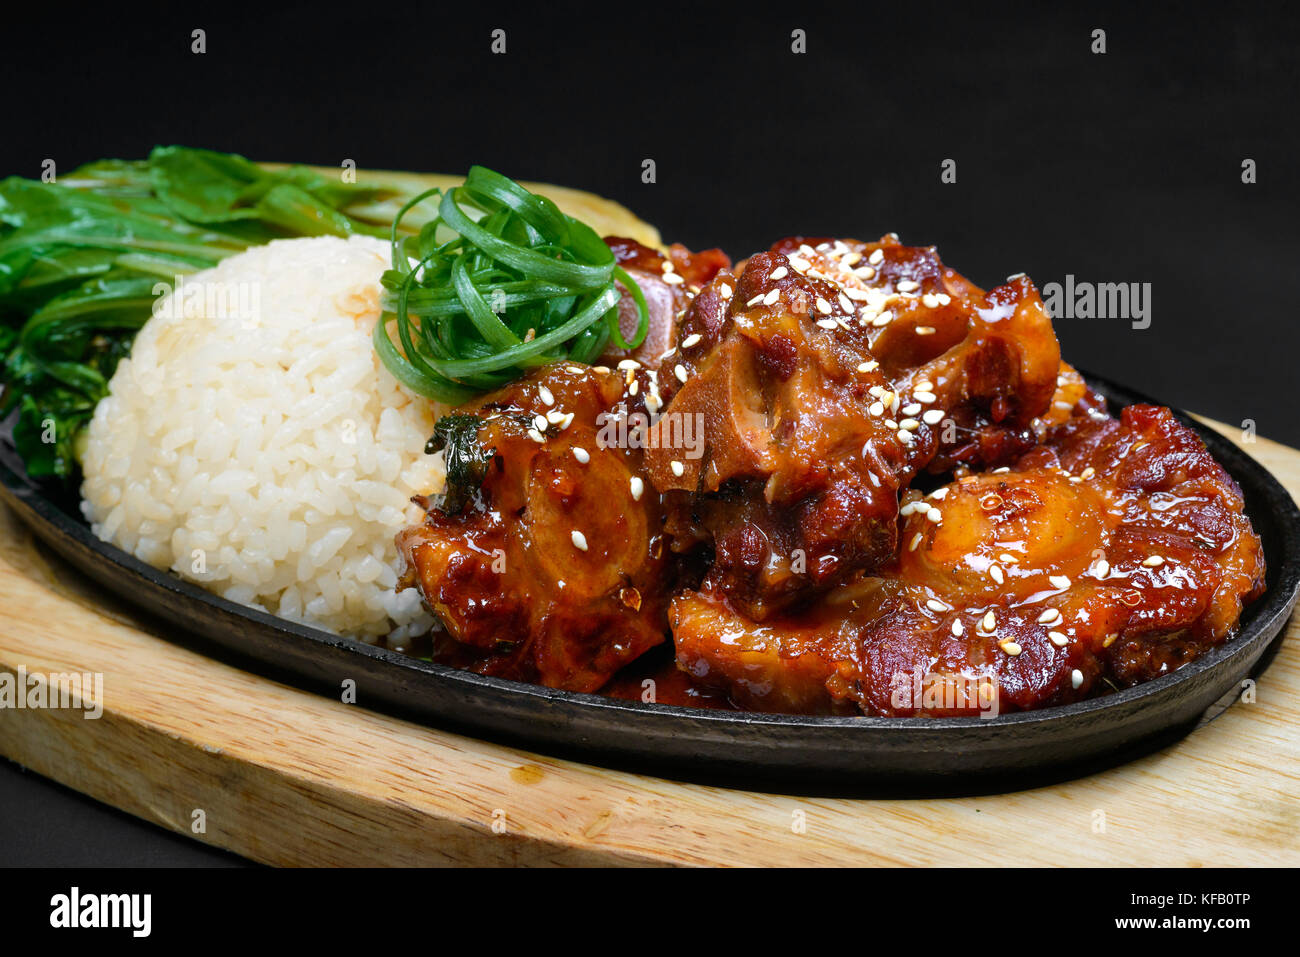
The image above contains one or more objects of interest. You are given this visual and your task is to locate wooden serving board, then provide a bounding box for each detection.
[0,418,1295,867]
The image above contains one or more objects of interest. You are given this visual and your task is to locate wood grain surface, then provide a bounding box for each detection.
[0,419,1295,866]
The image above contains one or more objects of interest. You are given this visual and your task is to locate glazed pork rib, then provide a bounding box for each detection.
[396,363,680,692]
[643,235,1061,619]
[672,402,1266,715]
[396,231,1264,714]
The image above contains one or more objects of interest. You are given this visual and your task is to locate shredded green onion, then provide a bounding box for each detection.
[374,167,648,403]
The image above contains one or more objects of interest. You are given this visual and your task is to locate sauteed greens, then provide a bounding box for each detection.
[0,147,403,479]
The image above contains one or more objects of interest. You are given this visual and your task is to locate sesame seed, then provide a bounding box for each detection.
[952,620,964,636]
[915,326,936,335]
[869,401,885,417]
[1038,608,1062,625]
[816,318,838,330]
[902,403,922,416]
[1142,555,1164,567]
[1001,641,1023,656]
[1103,633,1118,648]
[922,293,940,308]
[662,272,685,285]
[900,502,918,517]
[1049,631,1069,647]
[1080,467,1095,480]
[527,428,546,443]
[645,394,661,414]
[857,360,879,374]
[533,414,549,431]
[769,266,789,281]
[674,364,688,384]
[929,487,949,500]
[839,293,854,312]
[566,365,586,374]
[571,530,589,551]
[872,311,894,327]
[982,611,997,632]
[900,418,920,431]
[897,279,920,293]
[572,447,590,464]
[538,386,555,406]
[815,297,833,315]
[899,430,916,445]
[681,333,702,349]
[914,390,937,403]
[617,359,641,371]
[1071,669,1084,689]
[923,409,945,425]
[788,255,810,273]
[927,598,949,612]
[868,248,884,265]
[910,532,924,551]
[763,289,780,306]
[670,460,684,477]
[999,553,1017,564]
[990,565,1004,584]
[1049,575,1071,589]
[747,294,765,307]
[546,409,565,424]
[719,283,733,299]
[559,412,574,430]
[1093,560,1110,578]
[629,476,644,500]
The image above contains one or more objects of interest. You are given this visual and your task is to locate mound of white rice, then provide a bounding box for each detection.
[80,235,444,641]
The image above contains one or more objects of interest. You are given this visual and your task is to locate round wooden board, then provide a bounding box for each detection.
[0,418,1296,867]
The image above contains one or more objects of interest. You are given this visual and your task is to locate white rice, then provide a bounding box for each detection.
[79,235,445,641]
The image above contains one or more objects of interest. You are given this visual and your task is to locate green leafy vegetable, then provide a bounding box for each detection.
[374,166,648,405]
[0,147,415,480]
[425,413,497,515]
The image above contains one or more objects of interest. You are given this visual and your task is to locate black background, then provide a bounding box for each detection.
[1,1,1297,866]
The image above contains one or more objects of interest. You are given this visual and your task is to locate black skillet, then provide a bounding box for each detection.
[2,372,1296,794]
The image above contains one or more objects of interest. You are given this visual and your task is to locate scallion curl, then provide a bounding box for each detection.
[376,167,648,399]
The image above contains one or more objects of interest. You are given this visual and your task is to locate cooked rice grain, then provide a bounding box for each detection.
[80,235,444,640]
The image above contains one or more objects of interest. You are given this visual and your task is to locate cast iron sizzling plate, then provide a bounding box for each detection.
[2,372,1297,791]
